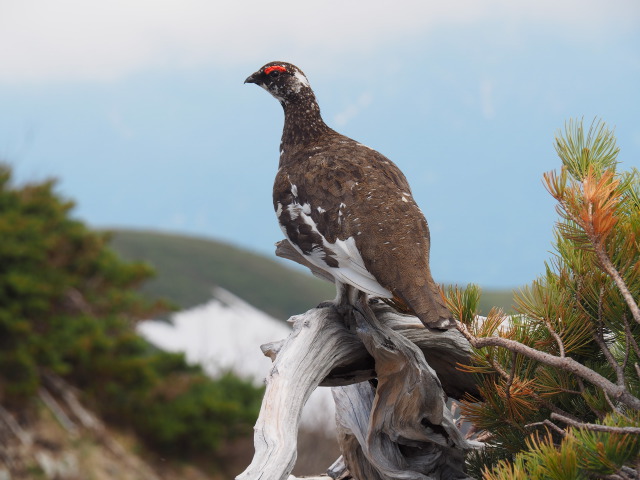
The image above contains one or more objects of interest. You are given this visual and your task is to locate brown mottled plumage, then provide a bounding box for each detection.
[245,62,455,329]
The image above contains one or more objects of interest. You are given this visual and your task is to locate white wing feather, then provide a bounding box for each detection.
[282,202,392,298]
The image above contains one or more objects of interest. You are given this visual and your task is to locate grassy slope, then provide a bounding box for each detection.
[108,229,517,319]
[109,229,335,320]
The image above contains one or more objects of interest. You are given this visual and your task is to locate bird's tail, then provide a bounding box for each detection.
[385,289,456,330]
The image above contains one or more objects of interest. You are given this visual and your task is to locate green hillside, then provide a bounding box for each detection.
[108,229,517,319]
[108,229,335,320]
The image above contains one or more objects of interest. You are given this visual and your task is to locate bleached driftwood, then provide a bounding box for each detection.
[237,307,361,480]
[332,302,475,480]
[236,241,479,480]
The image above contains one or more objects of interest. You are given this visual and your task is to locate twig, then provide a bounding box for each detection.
[38,387,77,435]
[593,241,640,326]
[622,320,631,373]
[538,399,583,424]
[603,391,629,419]
[592,325,625,387]
[551,413,640,434]
[525,419,567,437]
[624,315,640,359]
[456,322,640,411]
[485,356,583,423]
[0,404,32,447]
[489,357,509,381]
[41,372,98,429]
[505,352,517,403]
[543,318,565,358]
[592,290,626,387]
[576,377,605,420]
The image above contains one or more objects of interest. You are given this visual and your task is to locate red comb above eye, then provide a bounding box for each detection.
[265,65,287,75]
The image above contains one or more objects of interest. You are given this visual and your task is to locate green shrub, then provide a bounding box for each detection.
[0,163,263,459]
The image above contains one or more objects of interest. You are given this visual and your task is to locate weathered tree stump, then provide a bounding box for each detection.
[235,241,480,480]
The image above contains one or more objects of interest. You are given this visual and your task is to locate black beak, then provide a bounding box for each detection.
[244,71,260,85]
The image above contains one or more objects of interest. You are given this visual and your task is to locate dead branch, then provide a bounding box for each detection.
[38,387,78,435]
[525,419,567,437]
[594,286,626,387]
[41,372,98,429]
[543,318,565,358]
[0,404,32,447]
[550,413,640,435]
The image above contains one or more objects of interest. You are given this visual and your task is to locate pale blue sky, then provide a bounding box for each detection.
[1,0,639,288]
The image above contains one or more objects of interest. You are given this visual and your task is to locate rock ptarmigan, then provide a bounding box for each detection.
[245,62,455,330]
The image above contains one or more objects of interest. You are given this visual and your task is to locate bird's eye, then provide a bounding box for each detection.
[269,70,280,77]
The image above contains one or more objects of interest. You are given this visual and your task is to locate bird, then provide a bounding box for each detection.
[245,61,455,330]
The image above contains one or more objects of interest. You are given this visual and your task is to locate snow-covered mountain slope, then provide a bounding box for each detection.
[137,287,335,431]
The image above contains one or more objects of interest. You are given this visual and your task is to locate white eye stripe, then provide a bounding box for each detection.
[293,71,310,88]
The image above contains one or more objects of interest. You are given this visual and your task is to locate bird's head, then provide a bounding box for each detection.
[244,62,313,105]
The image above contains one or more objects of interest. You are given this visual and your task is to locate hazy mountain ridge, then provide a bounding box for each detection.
[108,229,335,320]
[108,228,517,317]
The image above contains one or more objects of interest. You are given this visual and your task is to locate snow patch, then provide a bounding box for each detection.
[137,288,335,431]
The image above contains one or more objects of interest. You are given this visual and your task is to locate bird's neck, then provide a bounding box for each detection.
[280,97,333,158]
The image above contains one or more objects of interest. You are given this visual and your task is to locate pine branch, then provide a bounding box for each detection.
[550,413,640,435]
[490,354,583,422]
[456,322,640,411]
[545,161,640,325]
[562,192,639,325]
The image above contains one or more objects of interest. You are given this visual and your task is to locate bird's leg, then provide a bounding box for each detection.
[317,281,361,328]
[353,290,380,330]
[317,280,350,308]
